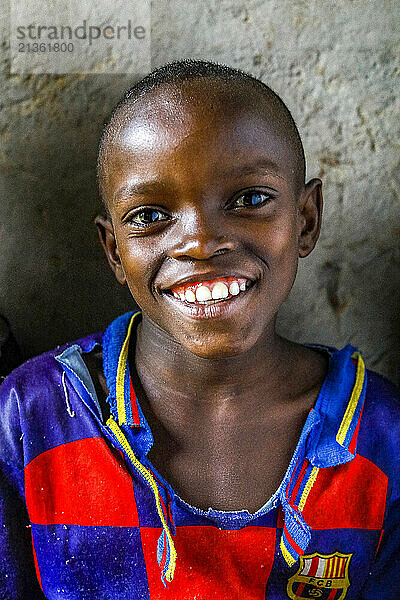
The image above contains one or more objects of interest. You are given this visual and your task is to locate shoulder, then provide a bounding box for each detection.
[0,332,103,405]
[357,368,400,489]
[363,368,400,430]
[0,330,104,466]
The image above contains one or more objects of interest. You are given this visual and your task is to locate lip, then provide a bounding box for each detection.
[161,278,258,320]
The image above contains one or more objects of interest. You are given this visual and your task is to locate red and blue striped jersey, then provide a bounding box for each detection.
[0,311,399,599]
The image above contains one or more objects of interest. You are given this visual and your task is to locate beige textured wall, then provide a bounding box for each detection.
[0,1,399,383]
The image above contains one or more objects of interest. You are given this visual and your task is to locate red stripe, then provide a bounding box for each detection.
[338,557,344,577]
[277,506,284,528]
[285,456,301,503]
[291,460,308,505]
[348,401,364,454]
[327,589,338,599]
[158,492,168,523]
[130,377,141,426]
[147,466,175,530]
[31,531,43,590]
[335,557,340,577]
[296,582,306,595]
[336,556,341,578]
[330,556,336,578]
[160,535,167,571]
[283,523,304,556]
[25,437,139,526]
[325,557,332,579]
[375,528,385,556]
[308,556,319,577]
[148,466,169,497]
[341,557,346,577]
[347,355,361,454]
[168,501,175,528]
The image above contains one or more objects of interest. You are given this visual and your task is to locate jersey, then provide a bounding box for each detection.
[0,310,399,600]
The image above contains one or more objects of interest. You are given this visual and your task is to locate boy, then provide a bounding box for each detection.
[0,60,399,599]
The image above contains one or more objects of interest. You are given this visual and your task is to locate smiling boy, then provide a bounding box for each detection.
[1,60,399,600]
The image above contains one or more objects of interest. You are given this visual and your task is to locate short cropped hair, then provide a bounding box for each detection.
[97,59,306,203]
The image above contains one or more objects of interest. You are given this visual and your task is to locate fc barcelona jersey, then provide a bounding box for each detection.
[0,311,399,600]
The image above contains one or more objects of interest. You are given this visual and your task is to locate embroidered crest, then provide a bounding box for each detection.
[287,551,352,599]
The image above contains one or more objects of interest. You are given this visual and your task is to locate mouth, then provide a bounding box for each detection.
[161,276,257,315]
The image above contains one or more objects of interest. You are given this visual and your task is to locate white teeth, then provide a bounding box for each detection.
[174,279,249,304]
[229,281,240,296]
[184,289,196,303]
[212,282,229,300]
[195,285,212,301]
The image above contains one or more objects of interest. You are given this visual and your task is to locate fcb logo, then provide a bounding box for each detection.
[287,551,352,600]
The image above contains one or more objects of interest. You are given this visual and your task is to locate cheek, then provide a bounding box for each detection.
[257,214,299,304]
[116,238,157,301]
[275,222,299,266]
[258,211,299,266]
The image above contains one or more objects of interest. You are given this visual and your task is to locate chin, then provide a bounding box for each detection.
[181,330,260,360]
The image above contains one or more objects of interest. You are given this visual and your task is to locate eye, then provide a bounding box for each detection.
[231,190,273,209]
[126,207,170,227]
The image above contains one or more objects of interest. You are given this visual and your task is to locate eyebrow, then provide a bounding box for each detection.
[113,180,166,203]
[224,159,285,180]
[113,158,286,203]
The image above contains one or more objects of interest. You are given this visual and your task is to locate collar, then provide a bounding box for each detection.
[279,345,367,566]
[306,342,366,467]
[103,311,153,458]
[55,332,104,421]
[102,311,366,465]
[102,311,367,568]
[103,310,143,428]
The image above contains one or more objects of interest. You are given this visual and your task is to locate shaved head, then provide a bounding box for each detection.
[97,60,306,208]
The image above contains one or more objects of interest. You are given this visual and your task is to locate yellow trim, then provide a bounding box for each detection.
[107,415,177,582]
[336,352,365,446]
[116,313,139,425]
[280,536,296,567]
[298,466,319,512]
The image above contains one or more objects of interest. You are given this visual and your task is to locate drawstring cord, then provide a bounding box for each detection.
[107,415,177,585]
[107,312,177,585]
[60,353,174,582]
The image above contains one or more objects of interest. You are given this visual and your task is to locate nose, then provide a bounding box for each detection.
[169,207,236,261]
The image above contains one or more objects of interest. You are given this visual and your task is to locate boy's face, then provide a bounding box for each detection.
[97,80,322,358]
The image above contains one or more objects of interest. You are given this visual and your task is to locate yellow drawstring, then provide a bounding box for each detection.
[107,415,177,582]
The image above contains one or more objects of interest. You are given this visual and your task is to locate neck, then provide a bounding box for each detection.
[133,314,292,410]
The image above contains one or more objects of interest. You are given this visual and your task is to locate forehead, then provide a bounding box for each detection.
[100,80,301,202]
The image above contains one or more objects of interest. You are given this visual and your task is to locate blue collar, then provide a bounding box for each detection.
[103,311,153,458]
[102,311,366,466]
[306,342,366,468]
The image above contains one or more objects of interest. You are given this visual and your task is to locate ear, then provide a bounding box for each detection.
[94,215,126,285]
[297,178,323,258]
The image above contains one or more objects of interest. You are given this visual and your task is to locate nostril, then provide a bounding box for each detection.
[170,237,236,261]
